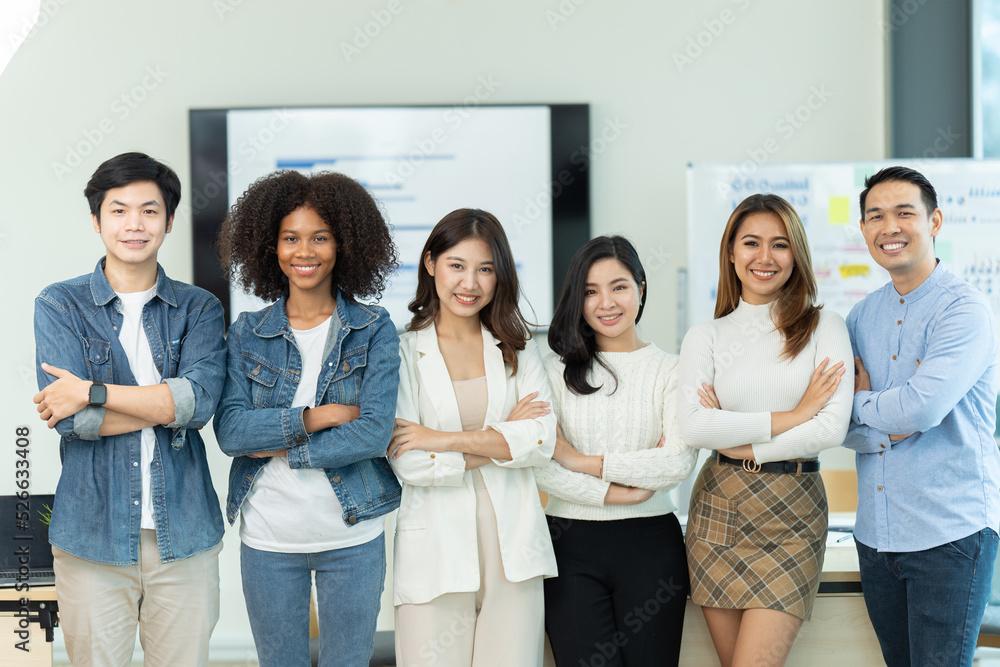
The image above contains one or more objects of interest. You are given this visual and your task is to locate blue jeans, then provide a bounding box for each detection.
[241,534,386,667]
[856,528,999,667]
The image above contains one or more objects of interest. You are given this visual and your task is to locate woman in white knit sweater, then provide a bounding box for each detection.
[679,194,853,667]
[535,236,697,667]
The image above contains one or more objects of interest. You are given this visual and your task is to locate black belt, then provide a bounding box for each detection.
[715,452,820,475]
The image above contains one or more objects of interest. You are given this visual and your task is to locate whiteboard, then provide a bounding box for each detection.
[685,159,1000,330]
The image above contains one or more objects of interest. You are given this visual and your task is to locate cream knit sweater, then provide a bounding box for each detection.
[535,343,697,521]
[676,299,854,463]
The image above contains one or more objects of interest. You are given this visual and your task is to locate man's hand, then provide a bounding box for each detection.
[33,363,91,428]
[855,356,914,441]
[854,356,871,394]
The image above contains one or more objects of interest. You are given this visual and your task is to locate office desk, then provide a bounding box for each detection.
[0,586,58,667]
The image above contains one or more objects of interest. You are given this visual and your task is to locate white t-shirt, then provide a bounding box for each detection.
[116,288,161,530]
[239,315,383,552]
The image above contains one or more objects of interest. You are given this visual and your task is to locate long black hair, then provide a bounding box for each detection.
[548,236,646,395]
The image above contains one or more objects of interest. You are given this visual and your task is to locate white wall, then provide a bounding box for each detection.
[0,0,887,660]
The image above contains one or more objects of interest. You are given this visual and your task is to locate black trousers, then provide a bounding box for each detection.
[544,513,688,667]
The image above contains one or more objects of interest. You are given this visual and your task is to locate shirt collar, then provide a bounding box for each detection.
[252,292,376,338]
[89,258,175,308]
[894,258,944,303]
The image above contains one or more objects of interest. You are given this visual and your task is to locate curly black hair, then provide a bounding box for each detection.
[217,171,398,302]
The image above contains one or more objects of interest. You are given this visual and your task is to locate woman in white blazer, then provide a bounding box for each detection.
[388,209,557,667]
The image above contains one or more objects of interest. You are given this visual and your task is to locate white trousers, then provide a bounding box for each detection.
[395,470,545,667]
[52,529,222,667]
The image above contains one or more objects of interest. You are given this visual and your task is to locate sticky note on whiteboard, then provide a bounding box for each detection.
[829,197,850,224]
[839,265,870,278]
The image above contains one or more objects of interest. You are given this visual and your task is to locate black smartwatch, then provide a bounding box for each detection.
[88,380,107,407]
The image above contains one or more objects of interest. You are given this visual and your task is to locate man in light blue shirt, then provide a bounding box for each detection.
[846,166,1000,667]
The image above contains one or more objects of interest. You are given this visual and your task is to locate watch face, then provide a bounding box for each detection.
[89,383,107,407]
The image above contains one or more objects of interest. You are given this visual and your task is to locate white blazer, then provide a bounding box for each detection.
[390,323,558,606]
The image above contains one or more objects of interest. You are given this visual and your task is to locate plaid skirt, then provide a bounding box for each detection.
[685,456,828,621]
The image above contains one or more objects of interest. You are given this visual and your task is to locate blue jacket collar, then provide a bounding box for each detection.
[251,292,378,338]
[89,258,177,308]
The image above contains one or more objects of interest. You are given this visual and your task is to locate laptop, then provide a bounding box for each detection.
[0,494,56,587]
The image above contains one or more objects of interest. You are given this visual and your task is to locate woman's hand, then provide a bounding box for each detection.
[388,418,445,459]
[770,356,846,437]
[604,484,655,506]
[248,449,287,459]
[303,403,361,433]
[718,444,754,460]
[553,424,604,478]
[795,357,845,420]
[698,383,721,410]
[506,391,550,421]
[552,424,581,467]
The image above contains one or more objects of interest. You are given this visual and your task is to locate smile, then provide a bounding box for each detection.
[750,269,776,278]
[454,294,479,304]
[597,313,622,324]
[291,264,319,275]
[121,240,148,247]
[881,242,906,251]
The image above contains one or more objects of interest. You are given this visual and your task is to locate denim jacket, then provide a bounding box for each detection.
[215,294,401,528]
[34,259,226,564]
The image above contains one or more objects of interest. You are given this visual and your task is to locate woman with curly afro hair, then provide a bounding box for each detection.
[214,170,402,667]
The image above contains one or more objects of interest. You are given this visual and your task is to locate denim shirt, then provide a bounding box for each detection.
[215,294,401,528]
[34,259,226,564]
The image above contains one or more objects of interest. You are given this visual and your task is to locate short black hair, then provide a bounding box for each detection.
[859,166,938,218]
[85,152,181,221]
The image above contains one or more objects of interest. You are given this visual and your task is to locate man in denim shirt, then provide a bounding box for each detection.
[846,166,1000,666]
[33,152,226,666]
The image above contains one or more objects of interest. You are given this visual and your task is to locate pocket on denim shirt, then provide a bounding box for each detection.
[166,341,180,377]
[329,346,367,405]
[242,354,280,408]
[83,337,113,384]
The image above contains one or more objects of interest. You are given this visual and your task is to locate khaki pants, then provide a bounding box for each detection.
[52,529,222,667]
[395,470,545,667]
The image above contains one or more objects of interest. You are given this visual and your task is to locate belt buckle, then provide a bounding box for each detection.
[742,459,762,474]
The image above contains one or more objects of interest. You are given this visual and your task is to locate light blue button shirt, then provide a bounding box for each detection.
[845,262,1000,552]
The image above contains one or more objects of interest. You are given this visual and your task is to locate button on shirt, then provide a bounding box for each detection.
[845,263,1000,552]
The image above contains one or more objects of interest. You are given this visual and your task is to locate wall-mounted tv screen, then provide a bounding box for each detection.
[189,104,590,329]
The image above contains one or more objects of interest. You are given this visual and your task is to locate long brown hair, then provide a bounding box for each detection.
[408,209,530,374]
[716,194,820,359]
